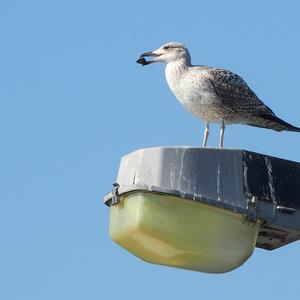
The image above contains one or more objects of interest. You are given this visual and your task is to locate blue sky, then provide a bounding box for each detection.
[1,0,300,299]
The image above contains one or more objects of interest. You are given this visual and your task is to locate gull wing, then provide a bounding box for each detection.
[207,68,274,115]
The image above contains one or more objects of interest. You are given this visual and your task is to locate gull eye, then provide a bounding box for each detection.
[163,46,170,50]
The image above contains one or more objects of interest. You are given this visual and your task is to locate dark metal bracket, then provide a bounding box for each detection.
[245,196,258,222]
[111,183,120,206]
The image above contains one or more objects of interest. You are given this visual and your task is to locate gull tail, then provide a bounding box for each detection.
[247,114,300,132]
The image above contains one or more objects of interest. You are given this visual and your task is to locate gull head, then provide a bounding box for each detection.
[137,42,191,66]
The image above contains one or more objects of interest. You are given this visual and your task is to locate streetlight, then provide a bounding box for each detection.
[104,147,300,273]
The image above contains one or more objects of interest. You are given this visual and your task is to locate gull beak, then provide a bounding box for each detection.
[136,51,160,66]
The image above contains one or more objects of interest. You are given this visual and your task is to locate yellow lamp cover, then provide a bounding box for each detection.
[109,191,260,273]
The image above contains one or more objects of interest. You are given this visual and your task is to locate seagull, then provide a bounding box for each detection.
[136,42,300,147]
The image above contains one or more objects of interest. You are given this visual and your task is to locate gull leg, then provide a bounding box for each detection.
[219,120,225,148]
[202,122,210,147]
